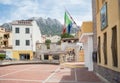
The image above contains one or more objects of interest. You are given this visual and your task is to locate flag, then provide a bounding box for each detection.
[62,25,66,34]
[64,11,72,34]
[64,12,72,27]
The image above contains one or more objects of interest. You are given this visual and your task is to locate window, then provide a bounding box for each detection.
[15,40,20,46]
[111,26,118,67]
[103,32,107,65]
[15,28,19,33]
[98,36,101,63]
[25,28,30,33]
[26,40,30,46]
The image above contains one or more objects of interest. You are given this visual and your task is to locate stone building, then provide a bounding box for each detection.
[61,38,79,62]
[36,43,66,63]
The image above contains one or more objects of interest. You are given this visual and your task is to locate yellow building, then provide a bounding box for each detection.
[79,49,84,62]
[0,27,12,48]
[92,0,120,82]
[78,21,93,71]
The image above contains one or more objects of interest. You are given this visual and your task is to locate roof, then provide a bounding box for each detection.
[0,50,6,53]
[11,20,33,26]
[61,38,79,41]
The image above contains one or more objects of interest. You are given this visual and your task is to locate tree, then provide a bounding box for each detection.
[45,39,51,49]
[61,33,74,38]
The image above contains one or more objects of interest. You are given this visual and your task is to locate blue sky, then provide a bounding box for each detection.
[0,0,92,26]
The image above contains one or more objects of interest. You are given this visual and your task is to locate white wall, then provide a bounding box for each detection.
[32,21,42,51]
[8,33,12,47]
[12,25,32,51]
[12,21,42,52]
[83,36,93,71]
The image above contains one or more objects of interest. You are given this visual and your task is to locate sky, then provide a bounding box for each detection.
[0,0,92,26]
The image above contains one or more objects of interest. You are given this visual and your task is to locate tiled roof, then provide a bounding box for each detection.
[11,20,33,26]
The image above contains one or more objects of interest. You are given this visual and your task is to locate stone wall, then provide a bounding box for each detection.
[94,64,120,83]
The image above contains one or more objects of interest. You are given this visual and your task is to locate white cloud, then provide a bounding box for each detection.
[0,0,92,26]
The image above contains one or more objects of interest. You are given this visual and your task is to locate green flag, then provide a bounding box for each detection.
[64,12,72,27]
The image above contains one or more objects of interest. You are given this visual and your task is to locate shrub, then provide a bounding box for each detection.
[0,54,6,60]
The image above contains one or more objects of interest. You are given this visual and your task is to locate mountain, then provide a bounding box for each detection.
[1,23,12,31]
[0,17,78,36]
[30,17,62,36]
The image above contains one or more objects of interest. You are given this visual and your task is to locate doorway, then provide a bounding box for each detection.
[19,54,30,60]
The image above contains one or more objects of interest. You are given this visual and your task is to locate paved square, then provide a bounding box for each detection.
[0,64,104,83]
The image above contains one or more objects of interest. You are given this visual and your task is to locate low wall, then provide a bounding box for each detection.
[0,60,60,66]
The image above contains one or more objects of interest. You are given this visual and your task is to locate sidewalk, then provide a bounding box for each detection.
[59,62,106,83]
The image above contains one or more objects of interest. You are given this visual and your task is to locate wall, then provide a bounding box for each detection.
[92,0,97,51]
[96,0,120,72]
[12,25,32,51]
[93,0,120,82]
[12,50,33,60]
[32,21,42,51]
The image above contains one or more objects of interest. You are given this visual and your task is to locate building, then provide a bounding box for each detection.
[12,20,42,60]
[92,0,120,82]
[0,27,6,48]
[78,21,93,71]
[0,27,13,58]
[76,42,84,62]
[46,35,61,43]
[36,43,66,63]
[0,27,12,48]
[61,38,79,62]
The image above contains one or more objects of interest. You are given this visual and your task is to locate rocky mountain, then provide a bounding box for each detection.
[0,17,77,35]
[1,23,12,31]
[30,17,62,36]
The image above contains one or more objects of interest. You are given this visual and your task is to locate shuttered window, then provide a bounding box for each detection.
[103,32,107,65]
[111,26,118,67]
[98,36,101,63]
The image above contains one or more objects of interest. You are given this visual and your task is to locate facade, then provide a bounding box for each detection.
[76,42,84,62]
[0,27,12,48]
[36,43,66,63]
[41,35,61,43]
[61,38,79,62]
[0,27,12,58]
[92,0,120,83]
[12,20,42,60]
[78,21,93,71]
[46,35,61,43]
[0,27,5,48]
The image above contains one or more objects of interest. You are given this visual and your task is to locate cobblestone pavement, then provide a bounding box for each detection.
[0,63,105,83]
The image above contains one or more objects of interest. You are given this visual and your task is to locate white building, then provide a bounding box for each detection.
[12,20,42,60]
[78,21,93,71]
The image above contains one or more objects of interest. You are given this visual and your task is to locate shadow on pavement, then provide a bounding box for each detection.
[59,67,105,83]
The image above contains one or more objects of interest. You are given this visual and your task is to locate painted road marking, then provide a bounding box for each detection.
[42,67,60,83]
